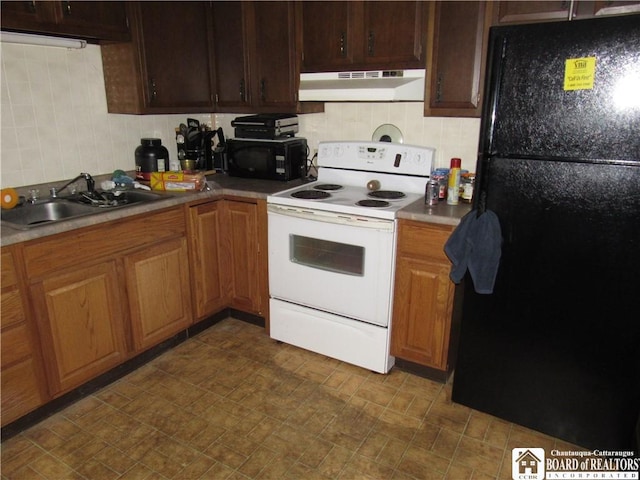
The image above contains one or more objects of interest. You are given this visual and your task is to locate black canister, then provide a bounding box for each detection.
[135,138,170,180]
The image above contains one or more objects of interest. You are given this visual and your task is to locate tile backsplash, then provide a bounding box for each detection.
[1,42,480,189]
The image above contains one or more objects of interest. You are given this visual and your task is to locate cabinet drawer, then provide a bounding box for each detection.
[1,251,18,287]
[1,323,33,367]
[24,207,186,278]
[397,220,453,262]
[1,358,44,426]
[1,290,25,329]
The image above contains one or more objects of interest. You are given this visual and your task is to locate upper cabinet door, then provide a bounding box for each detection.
[493,0,640,23]
[0,1,58,30]
[211,1,251,110]
[250,1,298,109]
[300,1,425,72]
[362,1,425,68]
[301,1,355,72]
[493,1,574,23]
[0,1,129,41]
[212,1,298,112]
[135,1,213,111]
[54,1,130,39]
[424,1,493,117]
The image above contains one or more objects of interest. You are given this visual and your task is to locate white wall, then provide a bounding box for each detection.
[216,105,480,172]
[1,41,480,189]
[0,43,212,189]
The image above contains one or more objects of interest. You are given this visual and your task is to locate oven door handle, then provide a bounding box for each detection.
[267,204,394,231]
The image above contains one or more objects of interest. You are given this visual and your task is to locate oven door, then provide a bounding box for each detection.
[268,204,395,327]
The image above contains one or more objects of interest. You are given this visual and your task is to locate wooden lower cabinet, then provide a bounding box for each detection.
[125,237,192,351]
[391,220,456,373]
[223,199,269,324]
[188,198,269,326]
[22,207,189,397]
[1,247,48,426]
[188,200,227,319]
[31,261,128,395]
[2,197,272,426]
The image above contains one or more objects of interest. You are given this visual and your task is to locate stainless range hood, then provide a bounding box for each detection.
[299,69,425,102]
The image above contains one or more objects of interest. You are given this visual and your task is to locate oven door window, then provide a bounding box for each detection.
[290,235,364,276]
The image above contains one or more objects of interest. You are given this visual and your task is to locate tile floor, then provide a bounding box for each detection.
[1,318,580,480]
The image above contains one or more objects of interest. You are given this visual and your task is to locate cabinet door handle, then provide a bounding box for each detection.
[260,78,266,102]
[239,79,245,101]
[63,0,71,16]
[436,73,443,103]
[339,32,346,57]
[150,78,157,102]
[26,1,36,13]
[367,31,375,56]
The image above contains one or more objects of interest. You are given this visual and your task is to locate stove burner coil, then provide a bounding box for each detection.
[357,199,390,208]
[291,190,331,200]
[314,184,343,191]
[367,190,406,200]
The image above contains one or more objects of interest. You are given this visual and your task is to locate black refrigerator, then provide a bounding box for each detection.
[451,14,640,450]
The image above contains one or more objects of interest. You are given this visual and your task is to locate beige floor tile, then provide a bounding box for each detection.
[1,318,588,480]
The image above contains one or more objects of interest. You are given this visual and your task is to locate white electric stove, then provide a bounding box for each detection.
[267,141,434,373]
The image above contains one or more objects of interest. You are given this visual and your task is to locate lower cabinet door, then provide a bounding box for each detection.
[33,261,128,395]
[391,255,454,370]
[125,237,192,351]
[188,201,226,319]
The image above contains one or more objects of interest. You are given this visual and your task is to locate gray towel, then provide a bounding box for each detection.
[444,209,502,294]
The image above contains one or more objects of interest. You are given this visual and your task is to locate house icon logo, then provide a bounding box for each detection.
[512,448,545,480]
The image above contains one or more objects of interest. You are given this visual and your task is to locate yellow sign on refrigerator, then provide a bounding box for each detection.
[564,57,596,91]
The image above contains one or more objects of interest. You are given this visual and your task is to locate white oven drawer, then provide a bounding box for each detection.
[268,205,396,327]
[270,299,394,373]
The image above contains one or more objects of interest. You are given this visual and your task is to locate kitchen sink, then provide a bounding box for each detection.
[66,189,166,207]
[1,199,97,229]
[1,190,168,230]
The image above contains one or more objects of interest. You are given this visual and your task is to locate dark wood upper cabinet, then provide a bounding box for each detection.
[424,1,493,118]
[301,1,356,71]
[250,1,299,110]
[101,1,213,114]
[301,1,426,72]
[363,1,425,67]
[211,1,250,111]
[0,1,130,41]
[211,1,301,113]
[493,0,640,23]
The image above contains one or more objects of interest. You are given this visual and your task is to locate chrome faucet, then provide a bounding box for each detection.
[50,173,95,198]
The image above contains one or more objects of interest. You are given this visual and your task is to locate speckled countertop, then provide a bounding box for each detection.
[398,198,472,226]
[1,173,469,247]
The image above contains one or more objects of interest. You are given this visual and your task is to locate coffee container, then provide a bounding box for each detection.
[135,138,170,180]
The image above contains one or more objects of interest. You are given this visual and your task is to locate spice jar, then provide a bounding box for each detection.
[461,173,476,203]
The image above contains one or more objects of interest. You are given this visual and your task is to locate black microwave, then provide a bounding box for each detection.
[226,137,307,181]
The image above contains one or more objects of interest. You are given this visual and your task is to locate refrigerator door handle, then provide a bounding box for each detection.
[484,36,508,155]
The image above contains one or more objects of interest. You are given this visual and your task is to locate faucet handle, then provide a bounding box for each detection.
[28,188,39,203]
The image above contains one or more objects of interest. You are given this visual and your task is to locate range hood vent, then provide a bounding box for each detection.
[299,69,425,102]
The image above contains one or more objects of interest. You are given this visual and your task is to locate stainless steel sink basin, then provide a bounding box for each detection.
[66,189,166,207]
[1,190,168,230]
[1,199,97,229]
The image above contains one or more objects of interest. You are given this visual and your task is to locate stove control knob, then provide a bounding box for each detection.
[367,179,381,191]
[413,152,425,166]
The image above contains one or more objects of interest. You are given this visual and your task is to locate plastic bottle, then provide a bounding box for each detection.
[135,138,170,180]
[447,158,461,205]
